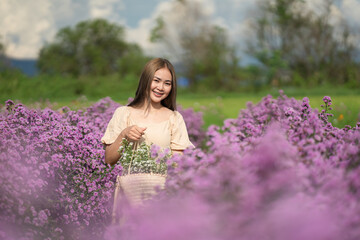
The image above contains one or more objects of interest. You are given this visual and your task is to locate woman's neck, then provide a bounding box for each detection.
[135,101,163,114]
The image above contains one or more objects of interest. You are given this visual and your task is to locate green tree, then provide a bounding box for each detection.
[117,43,151,77]
[38,18,148,77]
[150,0,241,90]
[248,0,360,87]
[0,36,20,75]
[0,36,6,65]
[0,41,4,56]
[0,35,26,100]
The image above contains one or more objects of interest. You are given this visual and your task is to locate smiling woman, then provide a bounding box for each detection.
[101,58,194,216]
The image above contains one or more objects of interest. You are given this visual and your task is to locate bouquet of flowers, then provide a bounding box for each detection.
[117,138,170,175]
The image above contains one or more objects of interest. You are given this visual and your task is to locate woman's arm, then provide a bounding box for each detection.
[105,125,147,166]
[104,131,126,166]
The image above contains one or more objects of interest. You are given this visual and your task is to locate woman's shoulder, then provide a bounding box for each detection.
[113,105,130,117]
[169,109,184,122]
[163,107,174,115]
[116,105,130,111]
[173,109,184,117]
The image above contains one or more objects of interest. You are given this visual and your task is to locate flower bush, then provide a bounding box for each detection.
[176,105,205,147]
[1,92,359,239]
[0,97,204,239]
[0,97,122,239]
[109,92,360,240]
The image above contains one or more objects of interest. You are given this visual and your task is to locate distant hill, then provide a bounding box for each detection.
[8,58,38,76]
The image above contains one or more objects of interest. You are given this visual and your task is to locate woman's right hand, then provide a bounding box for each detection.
[122,125,147,142]
[105,125,147,166]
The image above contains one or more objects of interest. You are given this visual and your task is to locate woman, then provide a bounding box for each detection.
[101,58,193,209]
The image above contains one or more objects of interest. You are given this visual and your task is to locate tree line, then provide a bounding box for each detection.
[1,0,359,91]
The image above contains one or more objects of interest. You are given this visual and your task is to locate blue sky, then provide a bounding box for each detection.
[1,0,360,63]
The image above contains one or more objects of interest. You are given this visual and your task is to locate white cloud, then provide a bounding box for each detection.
[89,0,125,21]
[0,0,55,58]
[1,0,359,60]
[125,0,176,59]
[126,0,220,62]
[341,0,360,27]
[125,0,259,64]
[296,0,360,29]
[0,0,125,59]
[126,18,157,55]
[212,0,257,62]
[50,0,88,27]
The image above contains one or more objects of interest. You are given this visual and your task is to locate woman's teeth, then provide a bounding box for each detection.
[153,91,163,97]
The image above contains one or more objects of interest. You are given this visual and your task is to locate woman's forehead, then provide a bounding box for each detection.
[154,68,172,80]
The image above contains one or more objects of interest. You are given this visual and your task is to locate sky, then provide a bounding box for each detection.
[1,0,360,63]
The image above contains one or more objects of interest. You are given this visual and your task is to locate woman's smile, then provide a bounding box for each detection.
[152,90,164,97]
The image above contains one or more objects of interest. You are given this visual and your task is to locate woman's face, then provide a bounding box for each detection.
[149,67,172,105]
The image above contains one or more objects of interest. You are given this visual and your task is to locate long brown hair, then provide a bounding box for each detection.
[128,58,177,111]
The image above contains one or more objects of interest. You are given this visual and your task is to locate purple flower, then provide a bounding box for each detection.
[2,92,360,240]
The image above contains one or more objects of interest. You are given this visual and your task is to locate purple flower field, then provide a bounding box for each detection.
[1,92,360,240]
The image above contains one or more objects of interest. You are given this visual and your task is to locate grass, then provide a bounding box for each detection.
[3,86,360,129]
[177,94,360,128]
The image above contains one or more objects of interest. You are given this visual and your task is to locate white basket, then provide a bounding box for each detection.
[112,140,167,223]
[119,173,166,205]
[112,173,166,223]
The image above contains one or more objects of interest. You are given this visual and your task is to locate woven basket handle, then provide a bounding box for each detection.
[127,134,153,175]
[142,134,153,175]
[127,142,137,175]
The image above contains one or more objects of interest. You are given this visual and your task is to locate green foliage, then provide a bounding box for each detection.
[0,40,4,56]
[117,44,151,77]
[0,35,10,72]
[150,17,165,43]
[248,0,360,88]
[0,73,20,99]
[0,35,29,92]
[177,89,360,129]
[0,73,139,103]
[37,18,149,77]
[1,73,358,129]
[118,138,169,175]
[254,50,290,87]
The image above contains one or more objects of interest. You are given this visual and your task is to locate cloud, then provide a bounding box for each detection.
[126,0,220,62]
[341,0,360,27]
[125,1,173,59]
[0,0,55,58]
[1,0,359,60]
[225,0,360,63]
[124,0,259,64]
[211,0,257,63]
[0,0,125,59]
[89,0,125,22]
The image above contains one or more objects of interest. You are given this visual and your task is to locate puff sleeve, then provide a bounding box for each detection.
[101,106,129,145]
[170,111,194,150]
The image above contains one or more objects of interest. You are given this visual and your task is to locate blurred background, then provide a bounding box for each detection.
[1,0,359,127]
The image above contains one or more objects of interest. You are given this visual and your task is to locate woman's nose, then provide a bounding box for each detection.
[157,83,164,90]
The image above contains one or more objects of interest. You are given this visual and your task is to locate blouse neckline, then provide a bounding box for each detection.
[126,106,174,125]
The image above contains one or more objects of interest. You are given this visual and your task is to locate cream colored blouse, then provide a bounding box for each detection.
[101,106,194,150]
